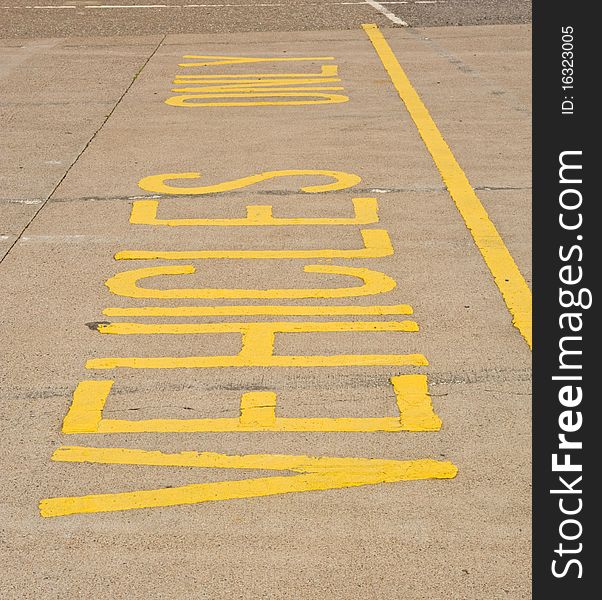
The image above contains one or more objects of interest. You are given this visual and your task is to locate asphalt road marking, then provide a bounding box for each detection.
[363,23,532,348]
[364,0,409,26]
[40,446,456,517]
[61,374,441,433]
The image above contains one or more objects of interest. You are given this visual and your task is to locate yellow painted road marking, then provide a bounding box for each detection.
[102,304,413,317]
[62,375,441,434]
[137,169,360,195]
[173,77,340,84]
[62,380,112,434]
[104,264,397,299]
[39,446,457,517]
[171,78,341,90]
[115,229,393,260]
[86,320,426,370]
[130,197,379,226]
[175,66,339,78]
[167,56,348,106]
[394,374,442,431]
[166,92,350,107]
[86,355,427,370]
[178,56,335,67]
[86,355,427,369]
[362,24,532,348]
[172,86,345,93]
[239,391,277,428]
[95,320,419,335]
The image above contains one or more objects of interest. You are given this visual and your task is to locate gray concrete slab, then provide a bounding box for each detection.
[0,35,163,260]
[384,24,532,283]
[0,22,531,600]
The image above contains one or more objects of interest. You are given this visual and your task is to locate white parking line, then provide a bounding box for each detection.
[364,0,409,25]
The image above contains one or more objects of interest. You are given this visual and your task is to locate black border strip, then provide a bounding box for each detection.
[533,3,596,595]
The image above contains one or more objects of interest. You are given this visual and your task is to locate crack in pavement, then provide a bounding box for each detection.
[0,34,166,267]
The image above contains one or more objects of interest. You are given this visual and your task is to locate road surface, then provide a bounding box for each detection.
[1,2,532,598]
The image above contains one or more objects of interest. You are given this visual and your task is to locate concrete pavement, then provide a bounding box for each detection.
[0,11,531,600]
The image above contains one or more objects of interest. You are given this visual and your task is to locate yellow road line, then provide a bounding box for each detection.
[102,304,413,317]
[362,24,532,349]
[40,446,457,517]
